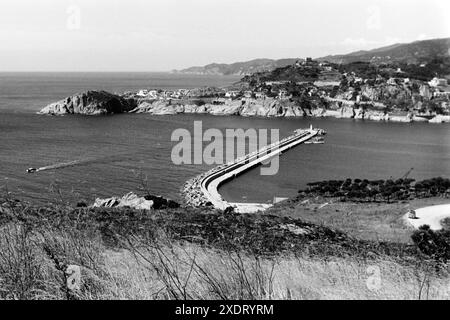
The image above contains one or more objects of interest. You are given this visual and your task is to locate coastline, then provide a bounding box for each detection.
[128,98,450,124]
[38,91,450,124]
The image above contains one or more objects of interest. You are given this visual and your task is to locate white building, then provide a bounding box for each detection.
[243,91,253,98]
[433,90,450,97]
[429,77,448,87]
[136,89,149,97]
[278,90,290,99]
[387,78,398,85]
[255,92,266,99]
[136,89,158,99]
[225,91,239,98]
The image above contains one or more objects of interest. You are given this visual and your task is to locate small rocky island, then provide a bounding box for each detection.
[39,90,136,115]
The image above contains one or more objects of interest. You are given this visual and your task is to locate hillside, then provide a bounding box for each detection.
[1,191,449,300]
[319,38,450,65]
[173,58,298,76]
[174,38,450,77]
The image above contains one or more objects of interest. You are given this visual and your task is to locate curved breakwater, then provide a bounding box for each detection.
[182,127,325,212]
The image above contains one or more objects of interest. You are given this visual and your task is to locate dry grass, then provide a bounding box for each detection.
[101,243,450,300]
[0,221,111,300]
[0,193,449,300]
[269,197,450,243]
[0,219,448,300]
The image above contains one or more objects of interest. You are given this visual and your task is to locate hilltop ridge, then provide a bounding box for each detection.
[173,58,298,76]
[174,38,450,76]
[319,37,450,65]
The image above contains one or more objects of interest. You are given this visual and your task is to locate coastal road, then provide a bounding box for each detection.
[405,204,450,230]
[199,127,321,213]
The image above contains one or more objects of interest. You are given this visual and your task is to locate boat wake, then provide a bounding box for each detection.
[35,160,82,172]
[27,152,144,174]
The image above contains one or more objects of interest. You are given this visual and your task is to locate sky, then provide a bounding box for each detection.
[0,0,449,71]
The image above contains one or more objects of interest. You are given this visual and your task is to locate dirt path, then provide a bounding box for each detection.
[405,204,450,230]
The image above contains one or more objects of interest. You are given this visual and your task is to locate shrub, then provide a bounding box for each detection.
[299,177,450,202]
[411,225,450,263]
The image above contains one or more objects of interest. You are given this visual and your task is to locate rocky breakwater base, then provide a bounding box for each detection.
[181,129,322,210]
[182,163,230,207]
[38,90,137,115]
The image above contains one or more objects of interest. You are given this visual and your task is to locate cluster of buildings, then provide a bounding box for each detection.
[133,58,450,117]
[429,77,448,87]
[427,77,450,97]
[295,57,315,67]
[387,77,411,85]
[136,88,192,100]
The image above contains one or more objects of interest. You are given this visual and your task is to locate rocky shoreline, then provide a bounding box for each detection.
[38,90,450,123]
[130,98,438,122]
[38,90,136,115]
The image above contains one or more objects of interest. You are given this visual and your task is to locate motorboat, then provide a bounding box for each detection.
[305,137,325,144]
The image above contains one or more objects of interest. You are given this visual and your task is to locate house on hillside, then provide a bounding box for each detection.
[137,89,158,99]
[265,81,288,86]
[136,89,149,97]
[212,98,229,105]
[278,90,290,100]
[419,85,432,99]
[243,90,253,98]
[434,91,450,98]
[387,78,400,85]
[225,91,239,98]
[162,91,174,99]
[429,77,448,87]
[296,57,314,66]
[255,92,266,99]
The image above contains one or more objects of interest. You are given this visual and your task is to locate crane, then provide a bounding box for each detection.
[400,167,414,180]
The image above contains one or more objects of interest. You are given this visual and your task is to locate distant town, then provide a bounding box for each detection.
[121,56,450,123]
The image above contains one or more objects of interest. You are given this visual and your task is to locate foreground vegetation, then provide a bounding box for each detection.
[0,191,449,300]
[299,177,450,203]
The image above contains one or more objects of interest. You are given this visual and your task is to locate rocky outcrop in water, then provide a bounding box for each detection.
[39,90,137,115]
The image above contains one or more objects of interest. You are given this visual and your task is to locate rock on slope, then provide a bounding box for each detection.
[39,90,136,115]
[93,192,180,210]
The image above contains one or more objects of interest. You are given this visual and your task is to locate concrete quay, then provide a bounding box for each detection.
[182,126,325,213]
